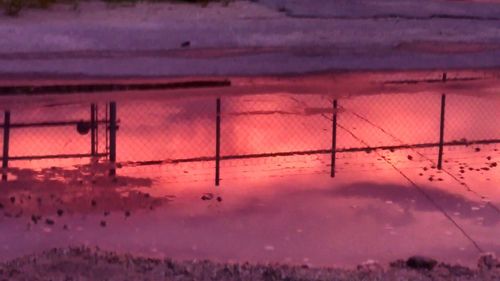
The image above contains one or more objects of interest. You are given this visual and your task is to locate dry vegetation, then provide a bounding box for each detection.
[1,247,500,281]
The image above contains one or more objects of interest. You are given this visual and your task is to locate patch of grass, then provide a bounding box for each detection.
[0,0,230,16]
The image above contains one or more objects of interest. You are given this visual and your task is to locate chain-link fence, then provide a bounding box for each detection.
[1,90,499,183]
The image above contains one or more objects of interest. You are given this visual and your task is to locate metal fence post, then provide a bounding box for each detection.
[105,103,109,160]
[109,102,117,176]
[215,98,221,186]
[2,111,10,181]
[438,94,446,170]
[90,103,97,157]
[331,100,338,177]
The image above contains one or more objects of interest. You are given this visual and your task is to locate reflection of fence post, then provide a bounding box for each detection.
[2,111,10,181]
[90,103,97,157]
[438,94,446,170]
[331,100,338,177]
[215,98,221,186]
[105,103,109,160]
[109,102,117,176]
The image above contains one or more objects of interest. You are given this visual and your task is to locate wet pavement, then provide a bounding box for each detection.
[0,71,499,268]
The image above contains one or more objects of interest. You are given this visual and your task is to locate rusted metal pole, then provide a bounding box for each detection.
[109,102,117,176]
[2,111,10,181]
[331,100,338,177]
[215,98,221,186]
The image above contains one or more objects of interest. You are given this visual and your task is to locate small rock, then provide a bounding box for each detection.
[407,155,413,160]
[104,211,110,216]
[264,245,275,251]
[478,252,498,271]
[125,210,131,218]
[31,215,41,224]
[91,200,97,207]
[357,260,383,272]
[10,197,15,204]
[216,196,222,202]
[100,221,107,227]
[201,193,214,201]
[57,209,64,217]
[406,256,437,270]
[181,41,191,48]
[45,219,55,225]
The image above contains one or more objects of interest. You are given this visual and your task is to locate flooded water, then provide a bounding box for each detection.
[0,70,499,268]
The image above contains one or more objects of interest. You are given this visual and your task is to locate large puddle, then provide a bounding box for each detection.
[0,70,499,267]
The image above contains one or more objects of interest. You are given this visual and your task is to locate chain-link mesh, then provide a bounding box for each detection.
[116,97,215,163]
[0,91,498,182]
[221,94,332,157]
[445,94,500,143]
[339,93,442,149]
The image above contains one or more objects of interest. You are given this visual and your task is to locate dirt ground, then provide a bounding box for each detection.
[0,247,499,281]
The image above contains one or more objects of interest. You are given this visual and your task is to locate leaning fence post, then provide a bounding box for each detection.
[331,100,338,177]
[90,103,97,157]
[2,111,10,181]
[109,102,117,176]
[437,94,446,170]
[215,98,221,186]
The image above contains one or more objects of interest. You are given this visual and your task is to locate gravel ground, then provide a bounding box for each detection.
[1,247,499,281]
